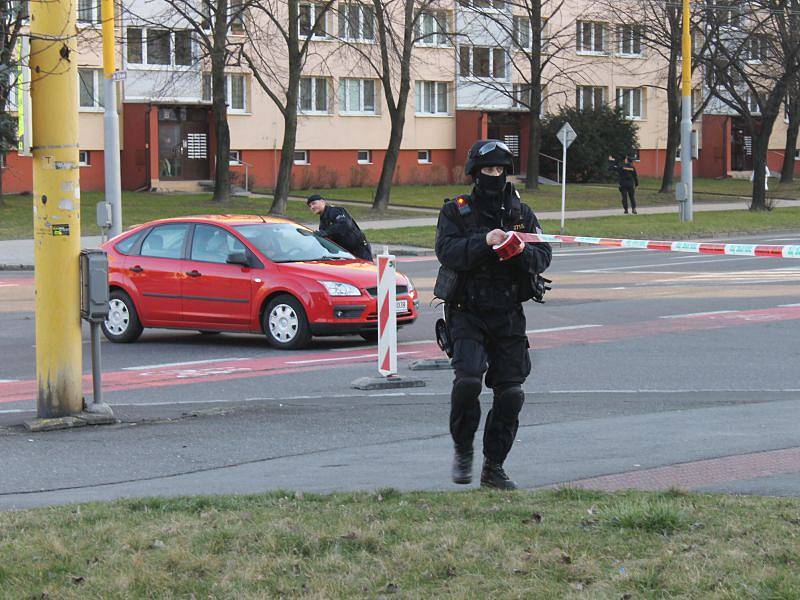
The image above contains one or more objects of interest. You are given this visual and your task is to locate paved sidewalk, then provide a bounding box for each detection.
[1,198,795,269]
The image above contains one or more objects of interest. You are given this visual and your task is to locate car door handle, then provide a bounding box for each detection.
[186,270,202,277]
[130,265,144,273]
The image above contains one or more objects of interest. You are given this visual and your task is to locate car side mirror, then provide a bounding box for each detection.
[226,251,250,266]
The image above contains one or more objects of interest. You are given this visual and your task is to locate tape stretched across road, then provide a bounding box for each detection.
[514,233,800,259]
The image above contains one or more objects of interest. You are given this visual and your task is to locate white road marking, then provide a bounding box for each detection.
[0,379,18,383]
[0,283,18,288]
[285,351,420,365]
[659,310,736,319]
[779,303,800,307]
[123,358,247,371]
[525,324,603,334]
[575,255,762,272]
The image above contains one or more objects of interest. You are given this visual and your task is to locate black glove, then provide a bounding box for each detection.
[532,275,552,304]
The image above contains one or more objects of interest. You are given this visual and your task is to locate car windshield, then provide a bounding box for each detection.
[234,223,355,263]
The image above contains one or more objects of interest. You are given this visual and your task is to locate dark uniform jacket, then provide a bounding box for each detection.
[615,162,639,189]
[435,185,552,311]
[318,205,372,261]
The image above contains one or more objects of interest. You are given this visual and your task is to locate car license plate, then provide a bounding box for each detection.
[396,299,408,313]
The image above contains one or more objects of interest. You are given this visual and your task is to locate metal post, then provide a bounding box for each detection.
[85,321,113,415]
[680,0,693,222]
[31,0,83,417]
[102,0,122,237]
[560,140,567,232]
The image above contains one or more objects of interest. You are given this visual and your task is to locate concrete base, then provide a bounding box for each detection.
[409,358,453,371]
[84,402,114,417]
[351,375,426,390]
[24,411,118,432]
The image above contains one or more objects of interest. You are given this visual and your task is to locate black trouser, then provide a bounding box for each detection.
[448,305,531,464]
[620,186,636,212]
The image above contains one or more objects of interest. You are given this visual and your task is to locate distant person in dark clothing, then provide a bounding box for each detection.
[612,156,639,214]
[307,194,373,260]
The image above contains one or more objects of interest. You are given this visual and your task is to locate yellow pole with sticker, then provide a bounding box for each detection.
[31,0,83,417]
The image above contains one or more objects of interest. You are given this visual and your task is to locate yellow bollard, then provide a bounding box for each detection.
[31,0,83,416]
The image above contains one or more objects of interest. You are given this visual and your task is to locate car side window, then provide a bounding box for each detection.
[191,224,246,264]
[140,224,189,259]
[114,229,146,255]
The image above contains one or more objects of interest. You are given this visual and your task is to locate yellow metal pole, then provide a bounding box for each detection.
[102,0,115,76]
[31,0,83,416]
[679,0,693,221]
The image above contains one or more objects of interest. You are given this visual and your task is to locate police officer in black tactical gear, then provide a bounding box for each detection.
[307,194,373,260]
[434,139,552,490]
[611,155,639,214]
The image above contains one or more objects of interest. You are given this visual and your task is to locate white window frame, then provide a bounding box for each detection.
[418,150,431,164]
[229,150,242,165]
[339,78,376,115]
[513,16,532,49]
[201,73,248,112]
[617,24,642,56]
[577,85,606,110]
[458,46,506,80]
[458,0,506,11]
[745,35,768,63]
[78,150,90,166]
[78,68,103,111]
[338,3,375,42]
[126,27,196,69]
[357,149,372,164]
[299,76,331,114]
[576,21,606,54]
[616,87,643,119]
[299,2,330,39]
[416,10,448,46]
[294,150,310,165]
[748,92,761,115]
[77,0,100,25]
[414,81,449,115]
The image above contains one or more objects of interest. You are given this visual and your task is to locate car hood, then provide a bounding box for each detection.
[276,260,409,289]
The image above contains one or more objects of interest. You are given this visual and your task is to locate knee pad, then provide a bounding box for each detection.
[494,385,524,421]
[452,376,482,406]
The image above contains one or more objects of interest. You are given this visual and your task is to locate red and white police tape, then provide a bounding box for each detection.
[493,232,800,261]
[376,247,397,377]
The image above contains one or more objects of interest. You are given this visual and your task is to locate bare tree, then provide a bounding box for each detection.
[0,0,26,207]
[702,0,800,209]
[241,0,335,214]
[781,80,800,183]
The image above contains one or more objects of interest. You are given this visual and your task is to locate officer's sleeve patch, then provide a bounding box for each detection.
[335,214,347,221]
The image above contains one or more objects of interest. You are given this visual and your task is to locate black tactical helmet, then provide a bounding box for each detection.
[464,139,514,176]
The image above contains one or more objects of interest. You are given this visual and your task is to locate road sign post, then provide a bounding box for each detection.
[556,122,577,233]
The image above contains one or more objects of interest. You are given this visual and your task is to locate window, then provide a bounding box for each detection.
[577,86,605,110]
[748,92,760,115]
[174,31,193,66]
[299,2,330,38]
[340,78,376,114]
[357,150,371,164]
[191,224,246,264]
[229,74,246,111]
[229,150,241,165]
[229,0,245,33]
[512,83,531,108]
[339,3,374,41]
[294,150,309,164]
[414,81,448,114]
[78,68,103,109]
[418,150,431,164]
[416,10,447,45]
[140,224,190,260]
[459,46,506,79]
[746,35,769,62]
[299,77,330,113]
[79,150,90,166]
[127,28,143,63]
[78,0,99,24]
[147,29,171,65]
[576,21,605,53]
[616,87,643,119]
[708,0,740,28]
[617,24,642,56]
[513,16,531,49]
[458,0,505,9]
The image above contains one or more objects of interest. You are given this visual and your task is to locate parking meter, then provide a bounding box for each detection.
[80,249,113,416]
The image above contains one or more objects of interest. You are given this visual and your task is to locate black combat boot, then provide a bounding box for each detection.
[452,446,474,484]
[480,459,517,490]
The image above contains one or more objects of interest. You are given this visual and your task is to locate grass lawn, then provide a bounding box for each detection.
[367,206,800,249]
[0,192,418,240]
[2,488,800,597]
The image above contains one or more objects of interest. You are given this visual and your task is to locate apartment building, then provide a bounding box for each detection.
[1,0,796,194]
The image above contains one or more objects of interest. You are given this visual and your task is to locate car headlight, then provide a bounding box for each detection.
[319,280,362,296]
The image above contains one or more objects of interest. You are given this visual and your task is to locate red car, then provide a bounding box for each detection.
[100,215,419,349]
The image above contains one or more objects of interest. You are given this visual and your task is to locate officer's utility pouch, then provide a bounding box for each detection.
[433,266,461,302]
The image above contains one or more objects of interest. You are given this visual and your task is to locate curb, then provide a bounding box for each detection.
[0,264,34,271]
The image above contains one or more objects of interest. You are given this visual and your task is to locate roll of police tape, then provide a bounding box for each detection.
[508,232,800,259]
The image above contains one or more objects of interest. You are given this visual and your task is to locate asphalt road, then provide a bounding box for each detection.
[1,232,800,508]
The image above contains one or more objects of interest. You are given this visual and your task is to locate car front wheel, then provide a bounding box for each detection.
[263,294,312,350]
[102,290,144,343]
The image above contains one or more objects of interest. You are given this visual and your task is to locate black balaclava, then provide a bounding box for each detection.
[474,169,507,196]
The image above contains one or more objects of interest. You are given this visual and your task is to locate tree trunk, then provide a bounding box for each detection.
[781,97,799,183]
[660,40,680,194]
[271,109,297,215]
[373,111,405,211]
[526,109,541,189]
[524,1,542,190]
[211,0,230,203]
[0,153,5,208]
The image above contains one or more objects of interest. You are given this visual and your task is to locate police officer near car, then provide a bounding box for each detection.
[611,155,639,214]
[434,139,552,490]
[307,194,373,261]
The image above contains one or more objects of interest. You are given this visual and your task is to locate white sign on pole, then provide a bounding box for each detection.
[556,122,577,232]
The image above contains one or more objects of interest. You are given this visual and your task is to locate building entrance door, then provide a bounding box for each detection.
[731,118,755,172]
[158,106,210,180]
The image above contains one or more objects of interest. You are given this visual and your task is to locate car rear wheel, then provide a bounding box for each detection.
[102,290,144,343]
[263,294,312,350]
